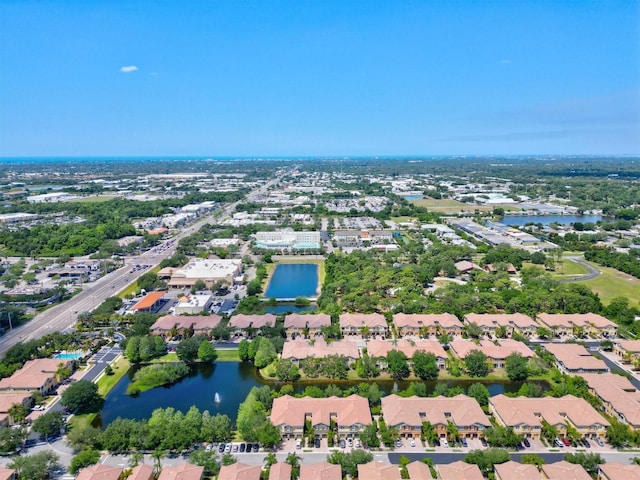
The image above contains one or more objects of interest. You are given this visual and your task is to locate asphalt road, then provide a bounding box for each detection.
[0,176,282,356]
[560,256,601,283]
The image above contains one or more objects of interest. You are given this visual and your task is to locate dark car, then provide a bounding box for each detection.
[314,437,321,448]
[582,439,591,448]
[239,443,246,453]
[480,438,488,447]
[253,443,260,452]
[218,443,226,453]
[339,439,346,448]
[460,438,468,447]
[523,438,531,448]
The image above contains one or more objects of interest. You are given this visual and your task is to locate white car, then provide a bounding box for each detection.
[354,438,361,448]
[410,438,416,447]
[296,439,302,449]
[441,439,449,447]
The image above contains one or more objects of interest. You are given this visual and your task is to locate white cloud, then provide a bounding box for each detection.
[120,65,139,73]
[500,59,511,64]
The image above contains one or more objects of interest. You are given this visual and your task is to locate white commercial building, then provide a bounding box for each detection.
[168,259,242,289]
[255,229,321,250]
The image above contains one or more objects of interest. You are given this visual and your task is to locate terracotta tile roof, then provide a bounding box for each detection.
[494,461,542,480]
[449,339,534,361]
[228,314,276,329]
[129,464,154,480]
[299,462,341,480]
[268,463,292,480]
[541,461,591,480]
[598,463,640,480]
[490,394,609,429]
[339,313,387,329]
[0,468,15,480]
[366,339,447,359]
[406,461,434,480]
[0,392,32,414]
[131,291,167,311]
[0,358,71,391]
[615,339,640,354]
[357,461,401,480]
[151,314,222,332]
[382,394,490,429]
[157,463,204,480]
[271,394,372,429]
[464,313,536,329]
[536,313,615,329]
[436,461,483,480]
[393,313,462,329]
[282,339,360,360]
[580,373,640,427]
[284,313,331,329]
[217,463,261,480]
[76,465,124,480]
[543,343,608,372]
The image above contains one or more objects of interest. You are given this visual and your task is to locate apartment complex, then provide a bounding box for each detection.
[381,394,490,440]
[489,394,609,440]
[270,395,372,440]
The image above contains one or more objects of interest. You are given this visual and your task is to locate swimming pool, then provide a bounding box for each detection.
[54,352,83,359]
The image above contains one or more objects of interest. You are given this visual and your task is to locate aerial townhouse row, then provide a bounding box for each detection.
[149,311,617,341]
[44,459,640,480]
[269,392,610,444]
[489,394,610,440]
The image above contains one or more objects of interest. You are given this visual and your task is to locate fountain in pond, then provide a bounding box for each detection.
[213,392,221,403]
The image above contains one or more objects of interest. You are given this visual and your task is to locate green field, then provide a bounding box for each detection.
[550,258,590,279]
[67,195,119,203]
[96,356,129,396]
[582,264,640,308]
[151,349,239,363]
[409,197,518,214]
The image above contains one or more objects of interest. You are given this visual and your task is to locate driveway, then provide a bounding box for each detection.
[560,256,600,283]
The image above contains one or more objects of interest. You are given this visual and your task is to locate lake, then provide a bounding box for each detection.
[98,362,549,425]
[264,263,319,299]
[500,214,604,227]
[404,195,423,201]
[263,304,318,314]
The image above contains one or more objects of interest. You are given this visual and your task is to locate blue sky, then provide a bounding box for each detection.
[1,1,639,156]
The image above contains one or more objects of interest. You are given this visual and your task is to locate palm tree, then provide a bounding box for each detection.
[129,451,144,468]
[8,403,28,424]
[446,421,459,443]
[151,447,165,473]
[285,452,302,480]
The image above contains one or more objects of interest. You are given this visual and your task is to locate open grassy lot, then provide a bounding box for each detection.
[67,195,119,203]
[582,264,640,308]
[409,197,519,214]
[549,258,590,280]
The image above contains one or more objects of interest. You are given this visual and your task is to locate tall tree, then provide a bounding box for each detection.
[412,351,439,381]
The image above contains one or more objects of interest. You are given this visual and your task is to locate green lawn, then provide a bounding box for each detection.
[410,197,519,214]
[216,348,240,362]
[582,264,640,307]
[550,258,590,279]
[118,266,161,298]
[67,195,119,203]
[96,356,130,396]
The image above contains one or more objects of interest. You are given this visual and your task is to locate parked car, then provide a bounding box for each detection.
[596,438,604,446]
[522,438,530,448]
[395,439,402,448]
[480,438,488,447]
[441,439,449,448]
[225,443,232,453]
[554,438,564,448]
[232,444,239,452]
[354,438,361,448]
[314,437,321,448]
[561,437,571,447]
[239,443,246,453]
[410,438,416,447]
[340,439,346,448]
[218,443,225,453]
[582,439,591,448]
[461,438,468,447]
[347,438,353,448]
[296,439,302,449]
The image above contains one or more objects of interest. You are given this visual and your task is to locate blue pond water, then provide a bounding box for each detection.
[98,361,548,425]
[404,195,423,201]
[263,304,318,314]
[500,214,604,227]
[264,263,319,299]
